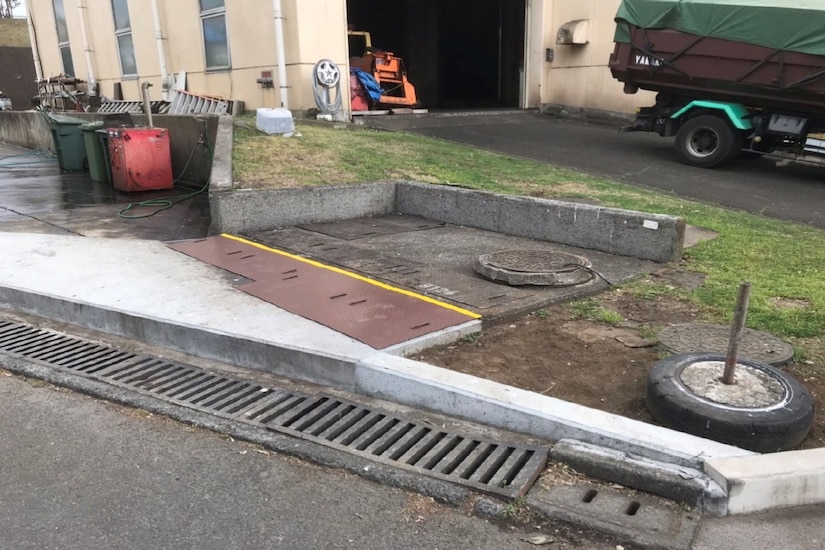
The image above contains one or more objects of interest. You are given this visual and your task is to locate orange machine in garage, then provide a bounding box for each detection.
[348,30,418,108]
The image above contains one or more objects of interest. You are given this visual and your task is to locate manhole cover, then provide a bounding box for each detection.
[659,323,794,366]
[474,249,593,287]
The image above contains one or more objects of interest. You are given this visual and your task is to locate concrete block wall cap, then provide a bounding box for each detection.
[399,181,682,222]
[704,448,825,514]
[358,352,753,464]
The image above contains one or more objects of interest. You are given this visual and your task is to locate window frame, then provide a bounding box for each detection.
[199,0,231,72]
[112,0,137,78]
[52,0,75,76]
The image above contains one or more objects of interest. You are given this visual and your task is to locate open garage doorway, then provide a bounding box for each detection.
[346,0,526,109]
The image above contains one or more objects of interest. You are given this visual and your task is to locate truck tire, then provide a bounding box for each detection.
[674,115,742,168]
[646,352,814,453]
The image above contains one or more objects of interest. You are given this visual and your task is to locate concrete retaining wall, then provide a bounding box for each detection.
[396,182,685,263]
[0,111,52,149]
[0,111,223,185]
[210,182,397,234]
[210,180,685,264]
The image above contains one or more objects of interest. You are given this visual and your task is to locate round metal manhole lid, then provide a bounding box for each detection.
[474,249,593,287]
[484,249,590,273]
[659,323,794,366]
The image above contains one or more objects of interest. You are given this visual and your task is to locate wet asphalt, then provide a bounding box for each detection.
[0,142,209,240]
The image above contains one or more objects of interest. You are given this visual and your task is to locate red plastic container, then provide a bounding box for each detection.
[108,127,174,192]
[350,75,369,111]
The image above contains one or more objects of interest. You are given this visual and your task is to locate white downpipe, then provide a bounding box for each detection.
[26,3,43,81]
[272,0,289,110]
[150,0,169,101]
[76,0,97,92]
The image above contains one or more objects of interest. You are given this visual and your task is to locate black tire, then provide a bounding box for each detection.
[674,115,742,168]
[646,352,814,453]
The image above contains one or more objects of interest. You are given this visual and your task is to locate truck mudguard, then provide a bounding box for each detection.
[670,100,753,130]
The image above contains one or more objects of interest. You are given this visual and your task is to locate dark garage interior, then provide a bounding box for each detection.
[346,0,526,109]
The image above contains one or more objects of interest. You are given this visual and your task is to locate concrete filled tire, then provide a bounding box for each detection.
[674,115,742,168]
[646,352,814,453]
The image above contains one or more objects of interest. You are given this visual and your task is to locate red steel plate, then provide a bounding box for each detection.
[168,235,477,349]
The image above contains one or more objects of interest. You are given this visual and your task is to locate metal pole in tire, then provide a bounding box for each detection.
[722,281,751,385]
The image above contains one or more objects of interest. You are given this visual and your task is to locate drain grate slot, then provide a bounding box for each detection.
[318,407,371,441]
[164,373,217,399]
[151,370,208,395]
[210,385,264,412]
[367,422,415,456]
[30,340,93,362]
[258,395,309,424]
[129,362,186,387]
[335,412,386,446]
[235,391,294,421]
[0,317,547,499]
[2,332,63,352]
[458,442,497,479]
[354,417,400,451]
[224,388,277,415]
[419,434,463,469]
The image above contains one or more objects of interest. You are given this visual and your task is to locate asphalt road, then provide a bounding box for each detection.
[1,372,606,550]
[367,112,825,229]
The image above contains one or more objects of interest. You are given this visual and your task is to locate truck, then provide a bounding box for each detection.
[609,0,825,168]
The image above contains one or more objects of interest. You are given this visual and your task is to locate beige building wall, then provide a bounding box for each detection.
[28,0,66,80]
[28,0,651,116]
[29,0,349,111]
[541,0,654,113]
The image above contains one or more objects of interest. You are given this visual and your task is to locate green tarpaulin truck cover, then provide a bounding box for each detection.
[615,0,825,56]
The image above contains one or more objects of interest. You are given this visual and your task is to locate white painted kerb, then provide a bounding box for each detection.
[705,448,825,515]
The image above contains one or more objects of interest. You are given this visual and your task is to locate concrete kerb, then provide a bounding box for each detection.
[209,115,234,193]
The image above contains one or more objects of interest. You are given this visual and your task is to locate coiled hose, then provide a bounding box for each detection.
[312,59,343,115]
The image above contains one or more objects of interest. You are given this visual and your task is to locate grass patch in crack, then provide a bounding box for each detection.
[566,298,624,326]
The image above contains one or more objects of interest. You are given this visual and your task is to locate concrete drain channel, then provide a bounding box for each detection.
[0,318,547,500]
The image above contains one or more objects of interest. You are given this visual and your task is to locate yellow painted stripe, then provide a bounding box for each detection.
[222,234,482,319]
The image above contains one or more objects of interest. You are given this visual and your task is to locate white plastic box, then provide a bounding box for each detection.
[256,108,295,135]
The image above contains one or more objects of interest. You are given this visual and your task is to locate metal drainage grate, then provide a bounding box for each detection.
[0,319,547,499]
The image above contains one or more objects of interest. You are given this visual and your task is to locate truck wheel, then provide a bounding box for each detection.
[646,352,815,452]
[674,115,741,168]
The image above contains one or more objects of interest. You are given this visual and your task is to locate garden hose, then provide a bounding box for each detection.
[312,59,343,115]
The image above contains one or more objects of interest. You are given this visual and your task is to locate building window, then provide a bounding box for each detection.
[200,0,230,70]
[52,0,75,76]
[112,0,137,77]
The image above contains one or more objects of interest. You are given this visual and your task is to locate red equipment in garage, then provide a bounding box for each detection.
[348,29,418,108]
[107,127,174,192]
